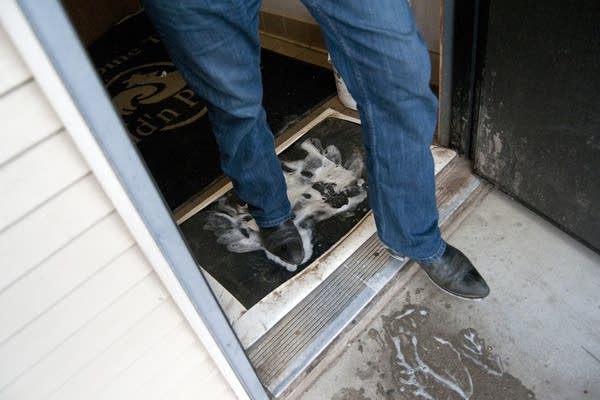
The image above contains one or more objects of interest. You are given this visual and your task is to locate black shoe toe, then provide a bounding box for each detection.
[259,220,305,266]
[418,244,490,300]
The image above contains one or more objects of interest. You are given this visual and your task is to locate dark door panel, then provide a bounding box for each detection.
[474,1,600,251]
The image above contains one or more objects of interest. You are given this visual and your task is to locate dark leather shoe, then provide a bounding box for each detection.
[259,220,305,266]
[418,244,490,299]
[389,244,490,299]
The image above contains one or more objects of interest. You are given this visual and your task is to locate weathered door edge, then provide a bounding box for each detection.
[437,0,453,148]
[438,0,474,152]
[445,0,489,158]
[0,1,267,398]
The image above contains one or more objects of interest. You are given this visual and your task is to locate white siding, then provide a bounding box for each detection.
[0,25,29,94]
[0,131,90,229]
[0,24,237,400]
[0,81,61,166]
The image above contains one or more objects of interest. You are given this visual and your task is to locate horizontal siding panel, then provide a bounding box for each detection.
[163,366,219,400]
[0,22,235,400]
[0,212,134,343]
[97,322,199,400]
[0,131,89,230]
[135,338,211,400]
[0,174,113,291]
[47,299,185,400]
[0,81,62,166]
[1,274,168,400]
[0,26,30,96]
[0,246,151,390]
[0,30,236,397]
[165,359,236,400]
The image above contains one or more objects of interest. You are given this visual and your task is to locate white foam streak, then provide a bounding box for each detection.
[387,308,474,400]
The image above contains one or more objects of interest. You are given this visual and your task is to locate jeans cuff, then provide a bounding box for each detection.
[412,239,447,264]
[254,210,293,228]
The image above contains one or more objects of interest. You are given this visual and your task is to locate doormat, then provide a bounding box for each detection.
[180,115,370,308]
[87,11,336,210]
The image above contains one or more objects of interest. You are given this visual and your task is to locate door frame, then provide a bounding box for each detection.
[442,0,488,157]
[0,0,268,398]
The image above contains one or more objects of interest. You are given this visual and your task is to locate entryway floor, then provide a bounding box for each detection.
[292,190,600,400]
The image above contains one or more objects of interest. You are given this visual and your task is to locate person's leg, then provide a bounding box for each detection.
[301,0,489,297]
[143,0,289,227]
[301,0,441,261]
[144,0,304,264]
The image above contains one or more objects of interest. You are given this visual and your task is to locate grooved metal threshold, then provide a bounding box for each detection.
[247,157,485,398]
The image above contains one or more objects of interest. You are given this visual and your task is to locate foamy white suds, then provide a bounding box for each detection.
[203,138,367,271]
[374,305,507,400]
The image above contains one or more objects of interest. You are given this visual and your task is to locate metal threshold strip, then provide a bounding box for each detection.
[247,156,487,398]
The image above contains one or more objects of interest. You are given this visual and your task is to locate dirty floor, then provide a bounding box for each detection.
[293,190,600,400]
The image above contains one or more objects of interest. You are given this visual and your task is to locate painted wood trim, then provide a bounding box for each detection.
[0,1,264,398]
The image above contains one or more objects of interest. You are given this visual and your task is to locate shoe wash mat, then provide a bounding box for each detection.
[180,113,370,308]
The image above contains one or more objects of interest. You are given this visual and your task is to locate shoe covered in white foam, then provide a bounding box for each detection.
[259,220,305,266]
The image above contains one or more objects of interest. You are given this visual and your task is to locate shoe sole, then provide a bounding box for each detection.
[421,269,486,301]
[389,252,487,301]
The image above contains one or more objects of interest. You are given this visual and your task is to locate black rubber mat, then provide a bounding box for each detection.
[87,11,336,209]
[180,116,370,308]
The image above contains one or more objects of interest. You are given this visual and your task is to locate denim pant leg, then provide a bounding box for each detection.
[302,0,446,262]
[143,0,292,228]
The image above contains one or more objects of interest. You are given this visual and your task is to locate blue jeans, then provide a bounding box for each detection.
[144,0,445,262]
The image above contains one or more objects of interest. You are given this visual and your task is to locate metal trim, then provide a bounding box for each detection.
[14,1,268,398]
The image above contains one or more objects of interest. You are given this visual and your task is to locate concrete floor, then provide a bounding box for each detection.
[293,190,600,400]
